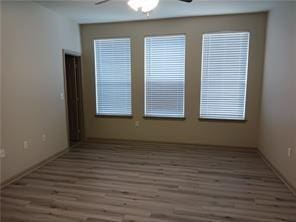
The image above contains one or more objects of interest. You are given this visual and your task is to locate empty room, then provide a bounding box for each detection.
[0,0,296,221]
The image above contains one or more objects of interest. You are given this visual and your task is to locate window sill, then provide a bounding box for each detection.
[95,115,133,119]
[143,116,186,120]
[198,118,247,123]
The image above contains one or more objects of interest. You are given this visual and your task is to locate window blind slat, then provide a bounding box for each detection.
[200,32,250,120]
[145,35,185,118]
[94,38,132,116]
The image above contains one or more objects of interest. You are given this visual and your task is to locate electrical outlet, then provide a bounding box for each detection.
[24,141,30,149]
[288,147,292,158]
[135,121,140,127]
[42,134,47,142]
[60,92,65,100]
[0,149,6,158]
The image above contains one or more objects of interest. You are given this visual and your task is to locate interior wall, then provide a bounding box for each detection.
[81,13,267,148]
[0,0,2,181]
[1,2,81,183]
[259,3,296,189]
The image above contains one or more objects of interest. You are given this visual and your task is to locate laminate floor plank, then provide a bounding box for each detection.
[1,142,296,222]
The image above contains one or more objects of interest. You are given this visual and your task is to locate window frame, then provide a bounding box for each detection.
[93,37,133,118]
[199,31,251,122]
[144,33,187,119]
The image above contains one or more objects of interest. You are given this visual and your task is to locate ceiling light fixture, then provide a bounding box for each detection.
[127,0,159,14]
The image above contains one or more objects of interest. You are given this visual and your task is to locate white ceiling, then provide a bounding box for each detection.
[38,0,277,24]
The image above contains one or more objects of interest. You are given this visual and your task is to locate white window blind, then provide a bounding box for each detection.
[145,35,185,118]
[94,38,132,116]
[200,32,250,120]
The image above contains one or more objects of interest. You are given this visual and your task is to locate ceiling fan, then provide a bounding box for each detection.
[95,0,193,14]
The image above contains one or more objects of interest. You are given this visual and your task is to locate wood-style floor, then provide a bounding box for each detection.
[1,142,296,222]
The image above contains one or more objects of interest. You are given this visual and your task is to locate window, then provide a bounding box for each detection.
[200,32,250,120]
[144,35,186,118]
[94,38,132,116]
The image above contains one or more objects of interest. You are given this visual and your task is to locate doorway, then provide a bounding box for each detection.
[63,51,83,145]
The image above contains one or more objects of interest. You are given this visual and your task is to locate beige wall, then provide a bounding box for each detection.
[259,3,296,189]
[0,1,2,179]
[1,2,81,183]
[81,13,267,148]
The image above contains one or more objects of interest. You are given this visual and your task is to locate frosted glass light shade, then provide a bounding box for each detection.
[127,0,159,13]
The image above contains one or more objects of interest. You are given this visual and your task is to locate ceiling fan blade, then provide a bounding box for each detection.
[178,0,193,2]
[95,0,111,5]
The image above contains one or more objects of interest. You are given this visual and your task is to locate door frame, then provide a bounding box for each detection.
[62,49,84,146]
